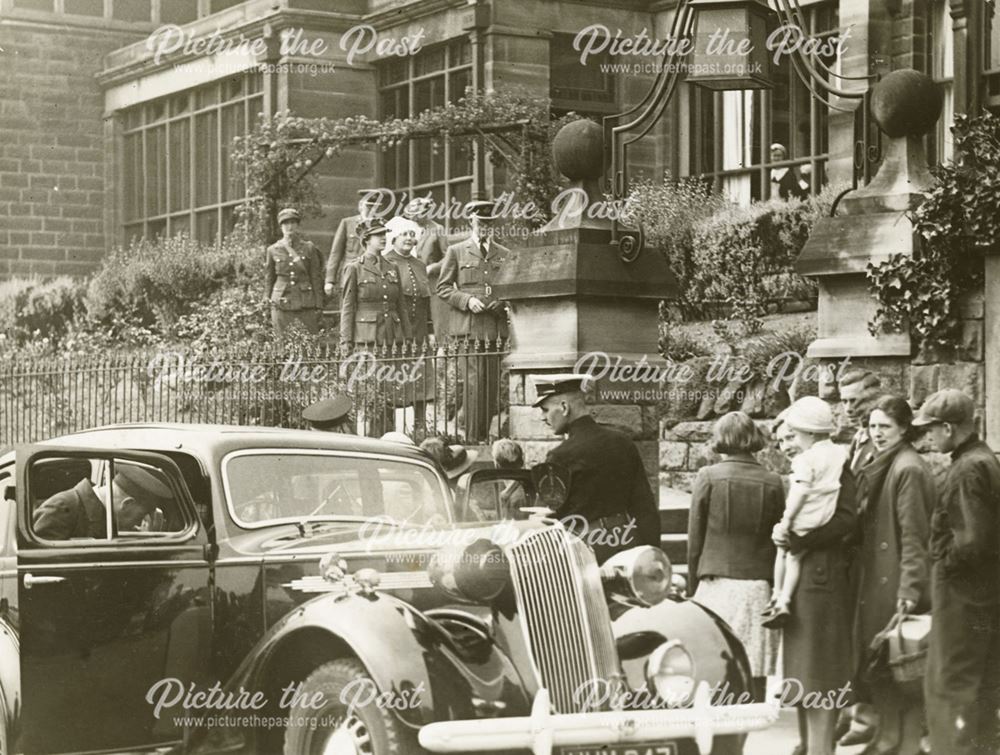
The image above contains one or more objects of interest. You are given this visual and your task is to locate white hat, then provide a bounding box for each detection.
[785,396,836,434]
[384,216,422,255]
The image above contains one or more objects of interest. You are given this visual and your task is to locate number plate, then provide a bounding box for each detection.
[558,745,678,755]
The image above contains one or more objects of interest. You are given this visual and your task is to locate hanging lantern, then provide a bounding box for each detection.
[686,0,778,90]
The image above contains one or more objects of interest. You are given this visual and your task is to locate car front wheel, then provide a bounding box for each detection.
[283,658,421,755]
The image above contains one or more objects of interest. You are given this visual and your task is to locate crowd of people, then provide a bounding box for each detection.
[688,370,1000,755]
[265,192,508,439]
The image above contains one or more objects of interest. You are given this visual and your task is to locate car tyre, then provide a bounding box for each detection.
[283,658,421,755]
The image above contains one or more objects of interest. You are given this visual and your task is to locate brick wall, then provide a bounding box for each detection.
[0,21,142,277]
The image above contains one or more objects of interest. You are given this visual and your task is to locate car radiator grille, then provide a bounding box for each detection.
[507,526,622,713]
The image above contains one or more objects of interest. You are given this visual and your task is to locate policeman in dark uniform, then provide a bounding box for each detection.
[340,221,409,436]
[914,389,1000,755]
[437,199,509,440]
[533,374,661,564]
[265,207,324,336]
[301,394,354,433]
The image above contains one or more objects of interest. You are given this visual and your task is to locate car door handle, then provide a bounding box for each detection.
[23,573,65,589]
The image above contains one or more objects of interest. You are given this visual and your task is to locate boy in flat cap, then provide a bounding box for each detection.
[33,463,171,540]
[914,389,1000,755]
[437,199,510,440]
[325,189,393,306]
[265,207,324,336]
[532,374,660,563]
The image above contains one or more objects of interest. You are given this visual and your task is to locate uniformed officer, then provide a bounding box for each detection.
[340,221,409,350]
[33,465,171,539]
[340,221,409,436]
[533,374,661,564]
[324,188,393,304]
[265,207,324,336]
[914,389,1000,755]
[301,394,354,433]
[437,199,509,440]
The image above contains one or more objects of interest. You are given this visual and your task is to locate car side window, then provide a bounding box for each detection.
[28,455,188,543]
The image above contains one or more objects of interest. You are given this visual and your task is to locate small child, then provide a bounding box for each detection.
[763,396,848,628]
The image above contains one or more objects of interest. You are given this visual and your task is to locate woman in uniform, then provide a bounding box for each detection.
[265,207,324,336]
[339,221,409,435]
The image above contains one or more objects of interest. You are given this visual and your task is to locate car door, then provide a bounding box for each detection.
[15,446,213,754]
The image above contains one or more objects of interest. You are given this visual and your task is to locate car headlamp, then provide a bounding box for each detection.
[600,546,673,607]
[647,639,696,707]
[428,538,508,604]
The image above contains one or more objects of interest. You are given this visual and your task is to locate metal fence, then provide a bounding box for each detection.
[0,340,510,446]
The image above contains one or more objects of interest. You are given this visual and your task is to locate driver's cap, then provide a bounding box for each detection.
[531,373,593,407]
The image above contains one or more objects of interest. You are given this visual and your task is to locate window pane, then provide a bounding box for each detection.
[221,205,238,236]
[222,76,244,102]
[381,59,408,86]
[112,0,151,22]
[414,137,433,185]
[449,39,471,67]
[550,33,615,104]
[196,210,218,243]
[170,214,191,238]
[415,45,446,76]
[170,92,191,117]
[123,223,144,243]
[146,125,167,217]
[246,73,263,94]
[221,102,245,201]
[197,84,220,109]
[147,98,167,124]
[414,77,445,114]
[13,0,54,10]
[64,0,103,16]
[148,218,166,239]
[161,0,198,25]
[987,2,1000,71]
[195,110,219,207]
[169,119,190,212]
[123,134,143,221]
[450,68,470,104]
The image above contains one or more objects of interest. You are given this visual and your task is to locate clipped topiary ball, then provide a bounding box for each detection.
[870,69,943,138]
[552,119,604,180]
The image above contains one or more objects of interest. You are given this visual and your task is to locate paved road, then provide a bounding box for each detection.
[745,708,877,755]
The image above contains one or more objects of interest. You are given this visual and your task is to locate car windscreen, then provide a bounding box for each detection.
[223,451,450,528]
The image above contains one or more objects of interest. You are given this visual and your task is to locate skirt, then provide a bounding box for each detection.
[694,577,778,677]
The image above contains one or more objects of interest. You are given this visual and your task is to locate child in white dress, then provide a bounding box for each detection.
[763,396,848,628]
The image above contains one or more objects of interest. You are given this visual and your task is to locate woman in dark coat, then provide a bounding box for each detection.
[853,395,933,754]
[773,414,858,755]
[687,411,785,700]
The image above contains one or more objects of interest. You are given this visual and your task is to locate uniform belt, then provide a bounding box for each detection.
[462,284,494,297]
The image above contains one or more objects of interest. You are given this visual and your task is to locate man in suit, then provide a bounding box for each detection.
[915,390,1000,755]
[533,374,661,564]
[436,199,509,440]
[33,464,171,539]
[324,188,394,304]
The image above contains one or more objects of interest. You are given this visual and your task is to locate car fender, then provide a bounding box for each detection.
[233,591,528,729]
[612,598,753,703]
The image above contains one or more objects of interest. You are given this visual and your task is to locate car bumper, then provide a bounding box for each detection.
[419,681,780,755]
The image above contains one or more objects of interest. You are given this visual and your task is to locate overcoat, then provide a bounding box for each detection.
[340,253,409,347]
[413,220,449,337]
[385,249,432,344]
[853,443,933,670]
[782,464,858,696]
[33,479,106,540]
[436,237,510,341]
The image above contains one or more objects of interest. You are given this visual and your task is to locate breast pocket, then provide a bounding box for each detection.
[458,263,480,287]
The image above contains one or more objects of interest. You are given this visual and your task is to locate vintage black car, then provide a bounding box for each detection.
[0,424,778,754]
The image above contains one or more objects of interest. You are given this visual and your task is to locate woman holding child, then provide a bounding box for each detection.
[687,411,785,702]
[850,395,933,755]
[773,399,858,755]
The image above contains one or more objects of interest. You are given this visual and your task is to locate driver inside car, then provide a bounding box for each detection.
[33,463,172,540]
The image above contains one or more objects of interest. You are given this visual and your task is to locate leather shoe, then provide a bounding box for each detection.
[839,721,878,746]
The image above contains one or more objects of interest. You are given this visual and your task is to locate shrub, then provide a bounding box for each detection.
[85,228,264,337]
[171,285,274,352]
[0,276,86,345]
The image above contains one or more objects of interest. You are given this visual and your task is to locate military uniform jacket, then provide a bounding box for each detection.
[436,236,510,341]
[326,215,365,289]
[340,253,410,347]
[266,237,324,310]
[930,434,1000,604]
[33,478,106,539]
[547,415,661,548]
[414,221,447,273]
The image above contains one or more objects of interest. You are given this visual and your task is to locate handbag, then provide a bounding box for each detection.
[887,611,931,697]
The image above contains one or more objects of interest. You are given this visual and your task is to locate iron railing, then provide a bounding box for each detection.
[0,339,510,447]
